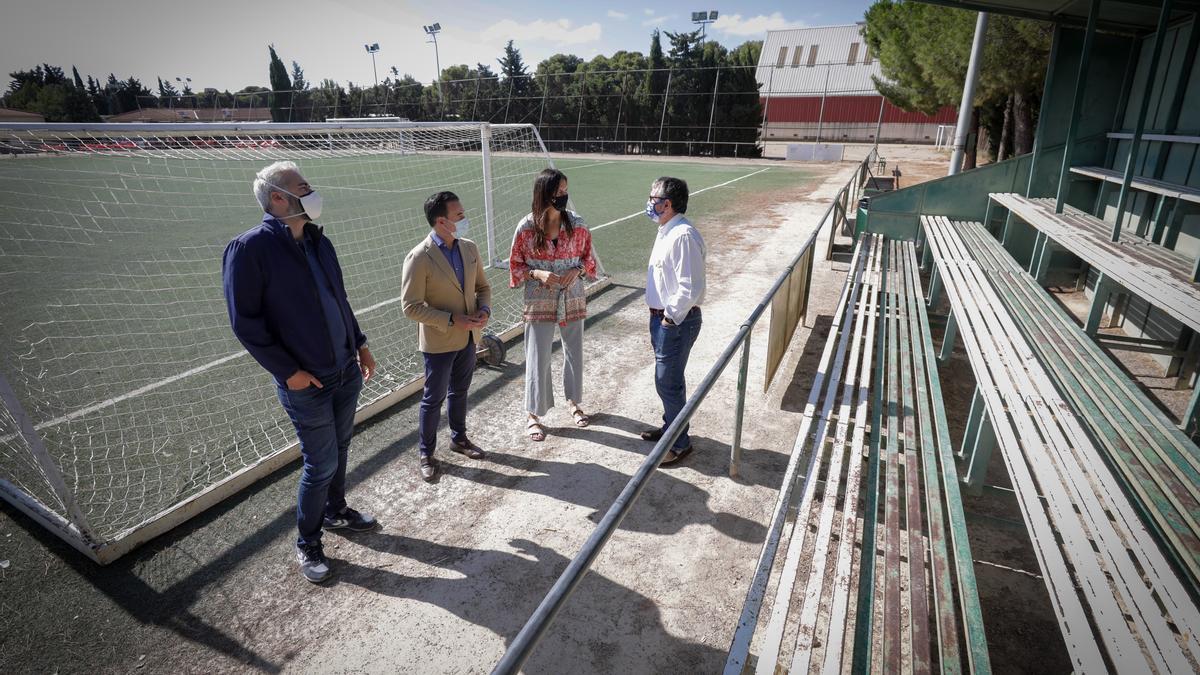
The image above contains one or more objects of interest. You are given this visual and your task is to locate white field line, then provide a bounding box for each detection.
[589,167,771,233]
[24,165,771,432]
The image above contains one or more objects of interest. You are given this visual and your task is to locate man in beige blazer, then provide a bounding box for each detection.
[402,191,493,480]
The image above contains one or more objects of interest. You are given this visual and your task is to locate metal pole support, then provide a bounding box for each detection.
[730,328,753,478]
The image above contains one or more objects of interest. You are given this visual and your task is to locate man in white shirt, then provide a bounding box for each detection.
[640,176,706,465]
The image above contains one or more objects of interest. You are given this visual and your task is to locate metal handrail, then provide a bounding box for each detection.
[491,148,877,675]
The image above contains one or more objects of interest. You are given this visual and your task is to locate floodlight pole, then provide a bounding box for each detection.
[365,44,380,89]
[949,11,989,176]
[692,9,718,42]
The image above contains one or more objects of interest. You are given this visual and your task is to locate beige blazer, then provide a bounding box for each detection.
[401,235,493,354]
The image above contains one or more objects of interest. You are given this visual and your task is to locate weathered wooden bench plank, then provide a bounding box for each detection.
[924,214,1200,672]
[1070,165,1200,204]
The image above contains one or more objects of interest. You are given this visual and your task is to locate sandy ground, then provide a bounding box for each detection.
[0,160,856,673]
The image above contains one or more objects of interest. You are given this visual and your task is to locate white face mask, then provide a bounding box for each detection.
[452,216,470,238]
[268,182,323,221]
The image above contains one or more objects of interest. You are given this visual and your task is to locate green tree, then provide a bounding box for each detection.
[267,44,293,121]
[863,1,1050,167]
[157,77,180,107]
[289,60,311,121]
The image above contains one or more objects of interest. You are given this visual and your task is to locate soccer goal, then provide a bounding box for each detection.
[0,120,607,563]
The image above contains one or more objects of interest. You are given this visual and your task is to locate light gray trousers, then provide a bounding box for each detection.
[524,320,584,416]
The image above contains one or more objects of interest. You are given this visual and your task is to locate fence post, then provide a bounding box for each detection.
[760,67,775,143]
[503,76,514,124]
[707,68,721,145]
[658,68,674,143]
[614,75,627,150]
[575,79,585,142]
[538,73,549,130]
[729,328,753,478]
[816,63,831,143]
[874,96,885,150]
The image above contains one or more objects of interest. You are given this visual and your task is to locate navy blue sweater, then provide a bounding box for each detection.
[223,215,367,384]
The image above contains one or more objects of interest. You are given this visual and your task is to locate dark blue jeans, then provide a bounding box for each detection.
[420,338,476,457]
[649,308,702,449]
[276,361,363,547]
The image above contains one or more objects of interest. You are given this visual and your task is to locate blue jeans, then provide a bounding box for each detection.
[420,338,476,457]
[649,308,702,449]
[276,361,363,547]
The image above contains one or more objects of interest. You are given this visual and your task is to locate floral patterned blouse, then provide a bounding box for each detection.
[508,211,598,325]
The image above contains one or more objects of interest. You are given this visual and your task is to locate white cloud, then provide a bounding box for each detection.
[642,14,676,27]
[479,18,603,47]
[713,12,807,37]
[644,8,654,15]
[607,10,628,20]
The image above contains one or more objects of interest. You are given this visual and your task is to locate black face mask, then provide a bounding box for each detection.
[552,194,569,211]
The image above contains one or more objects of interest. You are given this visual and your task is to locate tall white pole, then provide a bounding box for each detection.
[949,12,989,176]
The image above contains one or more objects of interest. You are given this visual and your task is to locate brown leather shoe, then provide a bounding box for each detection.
[451,437,486,460]
[660,446,693,466]
[419,455,438,481]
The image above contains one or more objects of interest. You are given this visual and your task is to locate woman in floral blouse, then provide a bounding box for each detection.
[509,168,598,441]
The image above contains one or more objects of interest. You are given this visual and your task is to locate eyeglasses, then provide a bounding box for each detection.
[648,195,667,201]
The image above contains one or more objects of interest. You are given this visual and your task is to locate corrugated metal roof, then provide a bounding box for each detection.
[755,24,881,96]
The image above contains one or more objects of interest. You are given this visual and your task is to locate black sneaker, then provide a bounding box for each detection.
[295,541,332,584]
[323,507,378,532]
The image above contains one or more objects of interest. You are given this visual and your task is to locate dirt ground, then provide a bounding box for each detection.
[0,159,854,674]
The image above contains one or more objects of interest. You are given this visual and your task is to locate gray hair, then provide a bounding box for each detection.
[252,160,300,211]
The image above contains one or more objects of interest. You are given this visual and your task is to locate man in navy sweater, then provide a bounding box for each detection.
[223,160,378,584]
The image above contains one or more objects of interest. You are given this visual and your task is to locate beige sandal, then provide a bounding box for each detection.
[570,405,590,428]
[527,418,546,442]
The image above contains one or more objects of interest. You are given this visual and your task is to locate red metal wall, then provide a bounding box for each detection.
[761,95,956,124]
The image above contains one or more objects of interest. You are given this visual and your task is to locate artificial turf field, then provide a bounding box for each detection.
[0,146,813,549]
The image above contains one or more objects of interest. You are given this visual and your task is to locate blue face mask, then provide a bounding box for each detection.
[645,198,661,222]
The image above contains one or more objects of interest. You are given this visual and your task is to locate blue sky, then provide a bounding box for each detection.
[2,1,874,92]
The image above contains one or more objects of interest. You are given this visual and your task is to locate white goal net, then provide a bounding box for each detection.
[0,121,603,561]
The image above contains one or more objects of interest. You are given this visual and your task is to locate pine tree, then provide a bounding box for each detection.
[267,44,293,122]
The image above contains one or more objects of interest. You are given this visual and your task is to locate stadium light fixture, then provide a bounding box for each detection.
[692,9,718,42]
[423,23,443,85]
[364,43,381,89]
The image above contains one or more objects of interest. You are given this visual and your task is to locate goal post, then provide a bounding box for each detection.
[0,120,608,563]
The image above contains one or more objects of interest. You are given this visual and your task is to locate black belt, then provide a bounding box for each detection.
[649,306,701,318]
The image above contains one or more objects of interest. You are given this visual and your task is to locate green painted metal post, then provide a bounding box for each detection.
[1152,12,1200,181]
[1000,211,1014,246]
[939,310,958,364]
[957,386,985,461]
[1164,200,1185,248]
[1184,381,1200,436]
[1191,253,1200,283]
[1093,181,1109,217]
[927,267,943,308]
[729,328,752,478]
[1112,0,1175,242]
[1026,23,1063,197]
[983,199,994,233]
[1055,0,1101,214]
[1034,239,1054,284]
[1028,232,1046,272]
[1156,197,1180,244]
[1150,196,1170,242]
[921,240,932,271]
[1084,272,1113,336]
[963,412,996,497]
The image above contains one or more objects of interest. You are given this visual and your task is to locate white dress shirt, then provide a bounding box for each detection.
[646,213,707,324]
